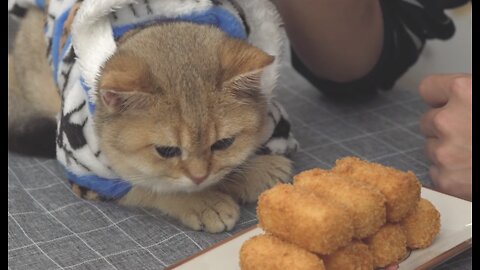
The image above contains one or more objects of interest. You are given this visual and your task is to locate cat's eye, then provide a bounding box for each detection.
[155,146,182,158]
[211,137,235,151]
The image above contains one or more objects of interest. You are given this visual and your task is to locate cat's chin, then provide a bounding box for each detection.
[132,173,227,194]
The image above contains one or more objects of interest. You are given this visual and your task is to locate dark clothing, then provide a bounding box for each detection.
[291,0,470,99]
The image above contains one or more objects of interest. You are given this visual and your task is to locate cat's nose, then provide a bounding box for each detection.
[189,174,208,185]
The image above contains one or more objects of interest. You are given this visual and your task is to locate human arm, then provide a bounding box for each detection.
[270,0,384,83]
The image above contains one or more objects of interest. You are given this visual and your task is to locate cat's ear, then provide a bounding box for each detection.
[98,53,155,113]
[99,89,152,113]
[219,39,274,85]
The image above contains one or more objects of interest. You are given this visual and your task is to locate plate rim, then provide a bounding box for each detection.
[164,225,259,270]
[414,238,472,270]
[165,187,472,270]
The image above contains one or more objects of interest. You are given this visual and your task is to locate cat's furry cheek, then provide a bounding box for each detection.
[123,164,233,194]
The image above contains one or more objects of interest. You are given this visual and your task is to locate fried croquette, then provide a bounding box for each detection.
[257,184,354,255]
[294,169,387,239]
[322,240,374,270]
[365,224,407,268]
[401,198,441,249]
[333,157,421,222]
[239,234,326,270]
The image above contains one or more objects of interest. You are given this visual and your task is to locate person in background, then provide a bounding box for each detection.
[270,0,472,201]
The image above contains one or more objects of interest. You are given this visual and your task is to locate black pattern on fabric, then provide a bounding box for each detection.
[271,117,291,139]
[58,101,88,150]
[61,145,91,171]
[144,0,153,14]
[63,48,76,64]
[10,4,27,18]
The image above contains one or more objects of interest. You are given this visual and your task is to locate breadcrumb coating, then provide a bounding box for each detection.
[322,240,374,270]
[239,234,325,270]
[257,184,354,255]
[294,168,387,239]
[365,224,407,268]
[333,157,421,222]
[401,198,441,249]
[243,158,440,269]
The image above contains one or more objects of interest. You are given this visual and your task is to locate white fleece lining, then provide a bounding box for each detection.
[71,0,283,102]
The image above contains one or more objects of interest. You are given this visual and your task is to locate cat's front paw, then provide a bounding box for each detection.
[179,191,240,233]
[219,155,292,203]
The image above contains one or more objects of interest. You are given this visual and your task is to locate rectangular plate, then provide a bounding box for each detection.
[166,188,472,270]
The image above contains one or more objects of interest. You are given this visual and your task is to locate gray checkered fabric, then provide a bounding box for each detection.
[8,16,470,270]
[8,155,258,269]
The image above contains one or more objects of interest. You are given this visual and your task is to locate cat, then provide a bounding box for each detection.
[8,0,297,233]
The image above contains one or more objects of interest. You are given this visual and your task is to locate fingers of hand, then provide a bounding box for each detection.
[425,137,470,169]
[428,165,453,195]
[420,106,456,139]
[418,74,471,107]
[429,165,472,201]
[447,75,472,109]
[420,103,471,144]
[424,138,442,166]
[418,74,458,107]
[419,108,442,138]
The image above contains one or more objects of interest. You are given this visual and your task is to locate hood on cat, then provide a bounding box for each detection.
[71,0,283,104]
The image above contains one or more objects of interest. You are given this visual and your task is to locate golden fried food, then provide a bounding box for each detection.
[365,223,407,268]
[333,157,421,222]
[323,240,374,270]
[239,234,325,270]
[401,198,441,249]
[257,184,354,255]
[294,168,386,239]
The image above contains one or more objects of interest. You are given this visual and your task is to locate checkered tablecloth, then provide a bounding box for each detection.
[8,154,258,269]
[8,16,471,270]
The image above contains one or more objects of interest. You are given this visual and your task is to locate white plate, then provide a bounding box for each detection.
[167,188,472,270]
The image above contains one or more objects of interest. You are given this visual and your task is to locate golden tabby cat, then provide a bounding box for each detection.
[8,9,291,232]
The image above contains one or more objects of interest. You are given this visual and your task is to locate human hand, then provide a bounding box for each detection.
[418,74,472,201]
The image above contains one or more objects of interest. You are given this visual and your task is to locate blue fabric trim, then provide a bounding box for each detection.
[61,36,72,60]
[35,0,45,9]
[112,7,247,40]
[51,8,71,84]
[65,170,132,200]
[80,78,96,113]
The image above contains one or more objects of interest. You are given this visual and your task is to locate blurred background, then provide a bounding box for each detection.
[8,2,471,87]
[394,3,472,91]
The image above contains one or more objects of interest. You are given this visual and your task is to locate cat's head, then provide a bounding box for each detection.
[94,23,274,193]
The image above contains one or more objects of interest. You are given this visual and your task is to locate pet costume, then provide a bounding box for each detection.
[9,0,298,200]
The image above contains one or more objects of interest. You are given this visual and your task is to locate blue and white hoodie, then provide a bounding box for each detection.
[9,0,299,200]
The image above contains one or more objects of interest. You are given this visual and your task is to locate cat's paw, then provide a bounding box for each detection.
[70,182,101,201]
[220,155,292,203]
[179,191,240,233]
